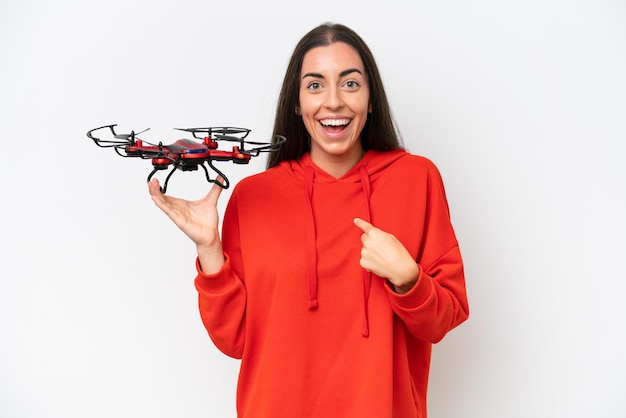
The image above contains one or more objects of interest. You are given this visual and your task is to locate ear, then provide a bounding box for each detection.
[295,105,301,115]
[368,102,372,113]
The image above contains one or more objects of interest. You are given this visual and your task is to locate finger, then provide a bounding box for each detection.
[148,178,164,195]
[353,217,374,233]
[148,179,175,214]
[148,179,164,204]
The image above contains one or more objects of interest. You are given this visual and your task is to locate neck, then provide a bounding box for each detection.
[310,147,365,179]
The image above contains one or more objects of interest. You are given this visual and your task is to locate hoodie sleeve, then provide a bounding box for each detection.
[386,159,469,343]
[194,190,247,359]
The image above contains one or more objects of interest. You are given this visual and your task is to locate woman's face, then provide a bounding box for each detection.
[298,42,371,174]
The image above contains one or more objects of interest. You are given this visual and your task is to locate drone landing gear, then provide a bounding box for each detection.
[147,161,230,194]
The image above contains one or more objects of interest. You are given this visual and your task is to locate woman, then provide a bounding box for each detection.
[149,22,469,418]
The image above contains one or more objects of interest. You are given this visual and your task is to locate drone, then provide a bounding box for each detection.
[87,124,285,193]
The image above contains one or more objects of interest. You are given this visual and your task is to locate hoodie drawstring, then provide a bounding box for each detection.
[303,164,373,337]
[304,166,319,310]
[359,166,373,337]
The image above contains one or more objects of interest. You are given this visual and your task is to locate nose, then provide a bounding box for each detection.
[324,86,344,110]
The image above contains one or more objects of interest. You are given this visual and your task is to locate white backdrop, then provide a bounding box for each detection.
[1,1,625,417]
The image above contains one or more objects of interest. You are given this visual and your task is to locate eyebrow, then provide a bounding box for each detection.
[302,68,364,79]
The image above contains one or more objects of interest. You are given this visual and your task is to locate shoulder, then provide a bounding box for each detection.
[230,163,291,200]
[234,164,282,187]
[369,151,450,201]
[384,150,443,178]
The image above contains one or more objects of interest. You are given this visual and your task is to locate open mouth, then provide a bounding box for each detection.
[320,118,350,132]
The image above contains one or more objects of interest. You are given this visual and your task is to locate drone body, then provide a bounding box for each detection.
[87,124,285,193]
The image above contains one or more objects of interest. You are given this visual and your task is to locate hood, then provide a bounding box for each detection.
[287,149,408,185]
[281,149,408,337]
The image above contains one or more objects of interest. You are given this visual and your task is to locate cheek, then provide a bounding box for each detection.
[299,103,322,125]
[347,93,371,114]
[299,95,320,114]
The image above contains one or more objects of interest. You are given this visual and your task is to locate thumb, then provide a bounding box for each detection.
[204,179,224,206]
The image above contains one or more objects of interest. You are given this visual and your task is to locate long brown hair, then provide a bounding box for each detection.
[267,23,403,169]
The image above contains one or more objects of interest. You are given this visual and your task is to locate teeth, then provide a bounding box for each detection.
[320,118,350,127]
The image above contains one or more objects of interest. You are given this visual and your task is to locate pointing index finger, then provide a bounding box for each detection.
[353,217,373,233]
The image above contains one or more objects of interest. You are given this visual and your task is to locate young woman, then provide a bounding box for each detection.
[149,22,469,418]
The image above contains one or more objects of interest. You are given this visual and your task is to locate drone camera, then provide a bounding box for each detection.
[178,159,203,171]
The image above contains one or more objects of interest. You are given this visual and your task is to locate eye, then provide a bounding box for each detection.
[307,81,322,90]
[344,80,360,89]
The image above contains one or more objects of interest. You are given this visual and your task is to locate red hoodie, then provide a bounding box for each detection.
[194,149,469,418]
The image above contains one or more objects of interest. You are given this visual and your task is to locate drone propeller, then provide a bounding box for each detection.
[175,127,251,140]
[214,134,251,143]
[113,127,150,140]
[177,127,285,153]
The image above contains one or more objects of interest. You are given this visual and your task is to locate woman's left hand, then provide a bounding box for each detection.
[353,218,420,294]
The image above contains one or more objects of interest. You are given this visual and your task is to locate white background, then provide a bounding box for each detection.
[1,0,625,417]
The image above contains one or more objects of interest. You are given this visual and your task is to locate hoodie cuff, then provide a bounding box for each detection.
[386,266,431,309]
[195,254,237,294]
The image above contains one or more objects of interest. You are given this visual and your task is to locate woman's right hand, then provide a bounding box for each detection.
[148,178,226,273]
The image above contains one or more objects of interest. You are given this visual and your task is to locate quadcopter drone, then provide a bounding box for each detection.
[87,124,285,193]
